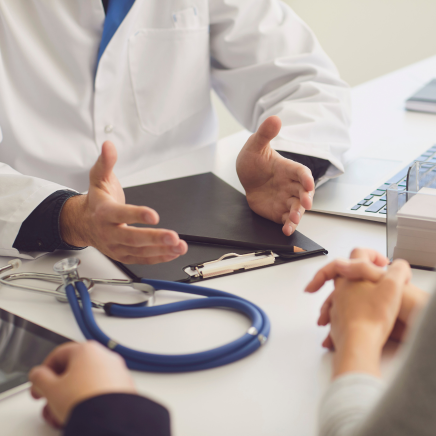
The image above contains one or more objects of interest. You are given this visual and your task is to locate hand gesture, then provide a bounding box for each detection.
[305,248,429,347]
[60,141,188,264]
[236,116,315,236]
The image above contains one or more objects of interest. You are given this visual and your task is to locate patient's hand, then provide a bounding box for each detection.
[305,248,429,347]
[29,341,137,428]
[318,259,411,378]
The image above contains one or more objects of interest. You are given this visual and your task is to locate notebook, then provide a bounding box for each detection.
[115,172,327,282]
[406,79,436,114]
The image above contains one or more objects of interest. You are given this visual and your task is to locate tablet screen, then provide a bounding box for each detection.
[0,308,70,398]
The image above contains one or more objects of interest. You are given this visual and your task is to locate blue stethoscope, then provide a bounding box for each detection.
[0,258,270,373]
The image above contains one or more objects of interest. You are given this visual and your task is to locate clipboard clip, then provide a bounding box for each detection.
[189,250,275,279]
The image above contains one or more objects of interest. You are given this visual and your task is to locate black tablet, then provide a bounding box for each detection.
[0,308,70,400]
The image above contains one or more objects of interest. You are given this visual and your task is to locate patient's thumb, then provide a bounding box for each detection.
[29,366,58,398]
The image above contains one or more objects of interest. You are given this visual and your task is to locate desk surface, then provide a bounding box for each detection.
[1,56,436,436]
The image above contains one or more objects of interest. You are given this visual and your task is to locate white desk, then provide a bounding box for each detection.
[1,56,436,436]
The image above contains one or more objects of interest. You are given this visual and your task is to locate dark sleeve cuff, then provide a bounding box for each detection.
[276,150,331,182]
[64,393,171,436]
[13,190,86,252]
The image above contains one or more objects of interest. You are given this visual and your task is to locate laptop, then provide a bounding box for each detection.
[312,143,436,223]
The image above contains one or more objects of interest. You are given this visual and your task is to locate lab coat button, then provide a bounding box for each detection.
[104,124,114,133]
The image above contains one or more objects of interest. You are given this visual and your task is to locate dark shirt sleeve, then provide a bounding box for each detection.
[64,393,171,436]
[13,190,85,252]
[276,150,331,182]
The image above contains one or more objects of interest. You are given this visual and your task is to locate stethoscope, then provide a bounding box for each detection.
[0,258,270,372]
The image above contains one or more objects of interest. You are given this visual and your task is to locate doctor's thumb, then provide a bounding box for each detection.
[90,141,118,184]
[29,365,58,399]
[251,116,282,152]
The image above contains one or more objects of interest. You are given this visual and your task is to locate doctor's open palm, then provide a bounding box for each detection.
[237,117,315,236]
[59,141,188,264]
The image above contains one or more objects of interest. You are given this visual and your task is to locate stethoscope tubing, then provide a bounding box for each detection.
[65,279,270,373]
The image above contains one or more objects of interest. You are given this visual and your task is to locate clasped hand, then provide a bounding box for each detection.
[305,248,429,378]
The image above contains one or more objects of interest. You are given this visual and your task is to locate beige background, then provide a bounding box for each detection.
[213,0,436,138]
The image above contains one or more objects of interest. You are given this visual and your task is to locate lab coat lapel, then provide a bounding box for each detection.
[97,0,136,64]
[93,0,142,149]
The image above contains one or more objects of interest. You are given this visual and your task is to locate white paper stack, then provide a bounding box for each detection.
[393,187,436,268]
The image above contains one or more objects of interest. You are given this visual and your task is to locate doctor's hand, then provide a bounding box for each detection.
[236,116,315,236]
[60,141,188,264]
[29,341,137,428]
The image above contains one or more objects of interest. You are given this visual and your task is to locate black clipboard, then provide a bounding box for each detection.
[115,173,327,282]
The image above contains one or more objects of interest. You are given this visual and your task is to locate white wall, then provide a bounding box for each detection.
[214,0,436,138]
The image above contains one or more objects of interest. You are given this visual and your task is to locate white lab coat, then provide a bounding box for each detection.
[0,0,351,259]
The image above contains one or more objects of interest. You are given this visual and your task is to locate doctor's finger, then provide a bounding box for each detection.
[285,162,315,193]
[285,195,307,222]
[114,227,182,248]
[349,248,389,267]
[102,203,159,225]
[113,240,188,258]
[283,181,313,210]
[281,198,305,236]
[120,253,182,265]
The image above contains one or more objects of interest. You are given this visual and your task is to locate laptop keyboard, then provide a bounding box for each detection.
[351,144,436,215]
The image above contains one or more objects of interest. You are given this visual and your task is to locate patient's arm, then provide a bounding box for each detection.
[320,286,436,436]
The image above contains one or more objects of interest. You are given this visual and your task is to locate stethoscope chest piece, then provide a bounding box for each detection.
[0,258,155,308]
[52,257,155,308]
[53,258,92,303]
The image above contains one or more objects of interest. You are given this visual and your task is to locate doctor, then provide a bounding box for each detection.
[0,0,350,264]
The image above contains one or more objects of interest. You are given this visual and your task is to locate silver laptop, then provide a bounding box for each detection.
[312,143,436,223]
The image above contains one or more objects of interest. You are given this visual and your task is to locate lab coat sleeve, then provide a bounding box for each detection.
[0,128,74,259]
[209,0,352,181]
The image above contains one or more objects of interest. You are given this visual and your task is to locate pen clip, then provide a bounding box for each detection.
[188,250,275,279]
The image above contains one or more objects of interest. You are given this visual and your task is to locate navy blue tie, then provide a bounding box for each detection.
[97,0,136,65]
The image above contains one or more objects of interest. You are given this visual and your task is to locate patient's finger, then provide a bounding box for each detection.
[349,248,389,267]
[334,259,385,282]
[379,259,411,293]
[318,293,333,326]
[389,319,407,343]
[305,259,349,293]
[42,403,62,430]
[41,342,81,374]
[322,333,334,350]
[305,257,386,293]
